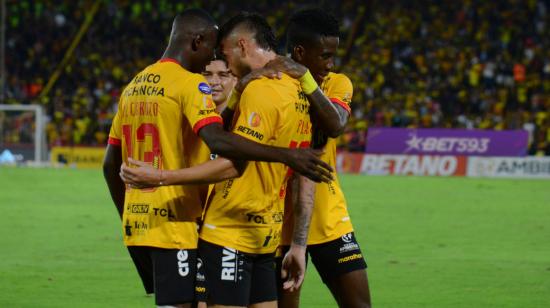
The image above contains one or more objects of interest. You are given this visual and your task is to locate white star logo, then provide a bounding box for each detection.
[405,133,423,152]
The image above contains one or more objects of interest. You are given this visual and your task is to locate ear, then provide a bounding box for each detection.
[237,38,247,57]
[191,34,203,52]
[293,45,305,62]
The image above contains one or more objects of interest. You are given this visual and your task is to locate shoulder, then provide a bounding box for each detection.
[326,72,353,88]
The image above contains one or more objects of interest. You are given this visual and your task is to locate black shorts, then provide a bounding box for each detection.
[198,239,277,306]
[127,246,198,305]
[127,246,155,294]
[276,232,367,284]
[195,256,207,302]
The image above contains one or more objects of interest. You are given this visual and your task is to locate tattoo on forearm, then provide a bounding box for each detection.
[292,176,315,247]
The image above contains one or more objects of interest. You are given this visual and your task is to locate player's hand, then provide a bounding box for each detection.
[119,158,160,188]
[265,56,307,79]
[281,244,307,292]
[284,148,333,183]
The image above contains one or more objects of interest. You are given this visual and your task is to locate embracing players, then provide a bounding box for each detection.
[103,9,331,307]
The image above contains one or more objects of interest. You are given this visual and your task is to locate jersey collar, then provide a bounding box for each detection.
[158,58,181,65]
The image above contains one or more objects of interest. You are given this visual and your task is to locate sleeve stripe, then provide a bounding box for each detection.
[193,116,223,134]
[330,98,351,113]
[108,137,121,146]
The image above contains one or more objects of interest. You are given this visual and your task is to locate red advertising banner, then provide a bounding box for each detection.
[337,153,467,176]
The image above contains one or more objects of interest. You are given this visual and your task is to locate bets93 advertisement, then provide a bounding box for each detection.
[365,128,529,157]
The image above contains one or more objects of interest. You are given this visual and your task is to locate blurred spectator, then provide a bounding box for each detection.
[3,0,549,155]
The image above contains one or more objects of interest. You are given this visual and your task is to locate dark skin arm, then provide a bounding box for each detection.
[265,56,348,137]
[103,144,125,218]
[221,107,235,131]
[198,123,333,183]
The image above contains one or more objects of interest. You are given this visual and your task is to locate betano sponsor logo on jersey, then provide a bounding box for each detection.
[236,125,264,141]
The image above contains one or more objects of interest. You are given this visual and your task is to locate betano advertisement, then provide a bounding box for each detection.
[336,153,550,179]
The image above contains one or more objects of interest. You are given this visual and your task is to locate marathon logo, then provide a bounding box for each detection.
[127,204,149,214]
[195,286,206,293]
[236,125,264,141]
[338,253,363,264]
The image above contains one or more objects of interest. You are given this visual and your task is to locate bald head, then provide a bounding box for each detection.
[163,9,218,73]
[171,9,217,38]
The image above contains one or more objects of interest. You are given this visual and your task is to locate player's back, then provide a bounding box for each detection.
[109,59,221,249]
[200,74,312,254]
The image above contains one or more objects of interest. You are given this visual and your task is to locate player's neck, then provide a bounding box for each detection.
[161,50,189,70]
[216,101,227,114]
[250,50,277,70]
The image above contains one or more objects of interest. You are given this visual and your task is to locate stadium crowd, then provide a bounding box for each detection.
[4,0,550,155]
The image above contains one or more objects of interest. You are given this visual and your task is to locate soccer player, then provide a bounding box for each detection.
[196,13,317,308]
[103,9,331,307]
[277,8,372,308]
[202,59,237,113]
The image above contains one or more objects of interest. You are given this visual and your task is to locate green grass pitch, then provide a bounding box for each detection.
[1,167,549,307]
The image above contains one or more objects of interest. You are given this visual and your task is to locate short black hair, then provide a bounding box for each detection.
[286,8,340,52]
[175,8,216,28]
[218,12,277,51]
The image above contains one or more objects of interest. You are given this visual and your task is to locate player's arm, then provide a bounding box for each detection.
[281,174,316,291]
[264,56,348,137]
[120,157,245,188]
[199,122,332,183]
[103,144,125,218]
[186,76,332,183]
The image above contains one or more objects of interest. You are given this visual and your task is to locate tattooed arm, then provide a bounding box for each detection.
[281,174,316,291]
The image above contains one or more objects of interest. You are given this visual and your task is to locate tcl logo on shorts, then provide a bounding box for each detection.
[221,247,237,281]
[177,250,190,277]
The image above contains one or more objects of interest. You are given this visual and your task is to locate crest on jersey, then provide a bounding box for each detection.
[198,82,212,94]
[203,96,215,109]
[341,233,353,243]
[248,112,261,127]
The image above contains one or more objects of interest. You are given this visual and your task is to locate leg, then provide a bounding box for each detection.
[325,269,371,308]
[127,246,154,294]
[249,253,278,308]
[309,232,371,308]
